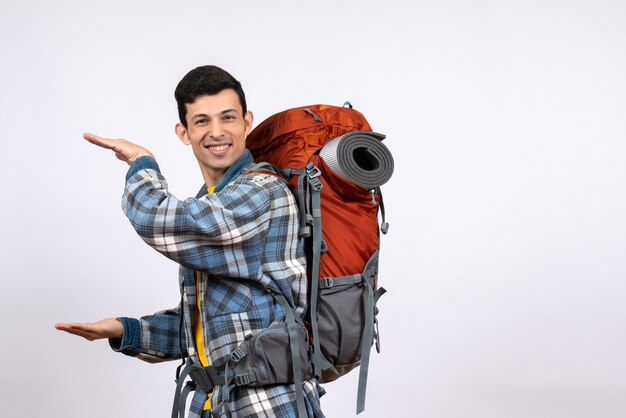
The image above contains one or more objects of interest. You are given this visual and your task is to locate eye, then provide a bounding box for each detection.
[195,118,208,125]
[223,114,236,121]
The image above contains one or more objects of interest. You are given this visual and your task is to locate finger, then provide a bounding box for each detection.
[56,322,88,331]
[62,328,96,340]
[56,322,97,333]
[55,322,79,332]
[55,323,97,340]
[83,132,119,150]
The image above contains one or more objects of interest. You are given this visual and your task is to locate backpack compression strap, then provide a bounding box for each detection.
[273,293,309,418]
[317,251,387,414]
[303,163,325,379]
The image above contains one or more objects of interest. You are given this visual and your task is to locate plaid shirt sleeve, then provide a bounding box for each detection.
[110,305,186,363]
[122,162,272,279]
[121,157,305,304]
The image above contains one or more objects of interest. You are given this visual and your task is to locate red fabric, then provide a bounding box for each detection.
[247,105,379,279]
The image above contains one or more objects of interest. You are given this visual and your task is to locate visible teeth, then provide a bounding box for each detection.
[208,144,229,151]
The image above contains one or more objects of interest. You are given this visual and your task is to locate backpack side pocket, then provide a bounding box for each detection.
[230,322,313,386]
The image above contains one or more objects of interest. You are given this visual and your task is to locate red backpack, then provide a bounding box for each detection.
[246,102,393,414]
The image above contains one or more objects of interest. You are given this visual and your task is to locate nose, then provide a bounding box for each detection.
[209,120,224,138]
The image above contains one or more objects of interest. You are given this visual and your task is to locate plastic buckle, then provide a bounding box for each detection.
[308,176,323,191]
[230,346,247,363]
[189,364,214,393]
[234,372,256,386]
[305,162,321,177]
[381,222,390,234]
[320,277,334,289]
[305,164,323,191]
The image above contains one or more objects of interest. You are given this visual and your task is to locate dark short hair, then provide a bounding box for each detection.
[174,65,247,128]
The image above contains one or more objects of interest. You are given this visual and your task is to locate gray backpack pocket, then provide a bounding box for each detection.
[229,321,313,386]
[317,275,375,382]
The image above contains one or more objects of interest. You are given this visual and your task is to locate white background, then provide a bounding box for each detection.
[1,1,625,417]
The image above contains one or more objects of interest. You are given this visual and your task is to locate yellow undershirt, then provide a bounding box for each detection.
[195,185,215,410]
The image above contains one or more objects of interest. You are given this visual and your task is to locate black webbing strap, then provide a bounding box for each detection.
[319,274,361,289]
[304,163,324,380]
[280,167,312,238]
[172,361,194,418]
[356,277,374,414]
[172,362,189,418]
[178,381,196,418]
[355,251,385,414]
[373,287,387,353]
[273,293,309,418]
[355,283,388,414]
[171,360,227,418]
[246,162,286,180]
[173,280,189,418]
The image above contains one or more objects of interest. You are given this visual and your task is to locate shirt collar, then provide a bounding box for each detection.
[195,149,254,197]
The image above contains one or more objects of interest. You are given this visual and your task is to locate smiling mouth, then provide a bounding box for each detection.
[206,144,230,151]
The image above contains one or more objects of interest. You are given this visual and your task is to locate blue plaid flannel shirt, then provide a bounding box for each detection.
[110,150,324,418]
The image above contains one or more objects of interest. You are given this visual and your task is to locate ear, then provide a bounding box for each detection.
[175,122,190,145]
[244,111,254,136]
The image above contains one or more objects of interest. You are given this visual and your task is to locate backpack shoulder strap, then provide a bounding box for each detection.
[245,161,283,177]
[272,293,309,418]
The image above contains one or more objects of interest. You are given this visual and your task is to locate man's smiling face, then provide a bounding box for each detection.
[176,89,253,187]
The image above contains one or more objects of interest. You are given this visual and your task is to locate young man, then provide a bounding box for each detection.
[56,66,324,418]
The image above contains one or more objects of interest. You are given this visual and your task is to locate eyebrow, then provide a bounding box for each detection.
[192,108,238,120]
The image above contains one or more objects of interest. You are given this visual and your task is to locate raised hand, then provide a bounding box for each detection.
[55,318,124,341]
[83,132,155,165]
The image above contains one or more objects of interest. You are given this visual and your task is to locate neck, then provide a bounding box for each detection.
[195,149,253,197]
[200,168,225,190]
